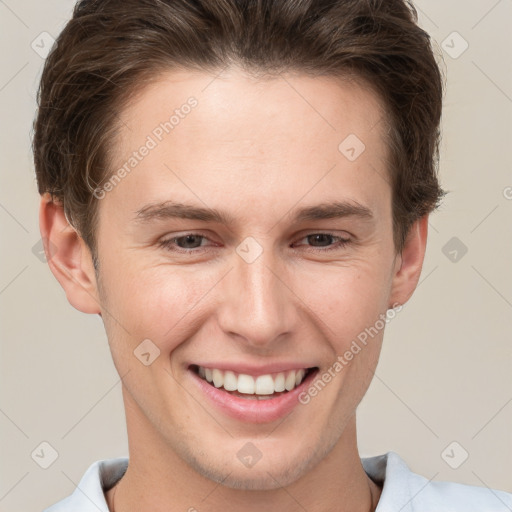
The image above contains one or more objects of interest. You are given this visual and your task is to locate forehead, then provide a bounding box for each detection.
[102,67,391,225]
[115,67,387,152]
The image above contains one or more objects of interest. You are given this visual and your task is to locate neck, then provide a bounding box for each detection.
[107,389,381,512]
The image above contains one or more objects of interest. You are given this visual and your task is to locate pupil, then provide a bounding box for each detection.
[309,234,331,247]
[180,235,201,248]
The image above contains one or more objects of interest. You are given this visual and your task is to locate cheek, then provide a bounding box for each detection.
[100,260,219,351]
[293,260,391,344]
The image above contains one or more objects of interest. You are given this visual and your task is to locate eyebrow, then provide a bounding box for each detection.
[133,200,374,225]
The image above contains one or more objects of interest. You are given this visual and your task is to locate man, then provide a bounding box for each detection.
[34,0,512,510]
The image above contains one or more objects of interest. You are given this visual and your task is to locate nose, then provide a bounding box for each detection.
[216,241,297,350]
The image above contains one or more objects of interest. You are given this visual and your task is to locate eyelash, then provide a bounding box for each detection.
[157,232,351,254]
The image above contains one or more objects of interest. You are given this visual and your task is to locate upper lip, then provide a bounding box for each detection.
[189,362,318,377]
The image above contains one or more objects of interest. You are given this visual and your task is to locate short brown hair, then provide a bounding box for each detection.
[33,0,445,261]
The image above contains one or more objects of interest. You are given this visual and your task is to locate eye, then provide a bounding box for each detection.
[294,232,351,252]
[158,233,213,253]
[157,231,351,254]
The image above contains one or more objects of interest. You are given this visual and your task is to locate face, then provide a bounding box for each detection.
[93,68,404,489]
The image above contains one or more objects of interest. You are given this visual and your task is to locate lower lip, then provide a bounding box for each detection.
[188,368,318,423]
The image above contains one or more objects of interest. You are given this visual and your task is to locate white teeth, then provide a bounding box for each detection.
[285,371,296,391]
[223,370,238,391]
[255,375,275,395]
[237,374,255,394]
[196,366,310,396]
[274,372,285,392]
[212,369,224,388]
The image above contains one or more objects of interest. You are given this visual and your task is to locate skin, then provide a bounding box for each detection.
[40,67,428,512]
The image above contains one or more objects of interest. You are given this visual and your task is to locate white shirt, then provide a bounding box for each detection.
[43,451,512,511]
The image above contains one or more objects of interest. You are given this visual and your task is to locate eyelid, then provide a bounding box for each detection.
[158,230,352,253]
[293,232,352,251]
[295,229,352,240]
[158,231,217,251]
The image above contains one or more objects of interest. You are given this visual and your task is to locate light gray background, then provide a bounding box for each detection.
[1,1,511,511]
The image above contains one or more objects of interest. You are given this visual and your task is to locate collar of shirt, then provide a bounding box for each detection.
[43,451,512,512]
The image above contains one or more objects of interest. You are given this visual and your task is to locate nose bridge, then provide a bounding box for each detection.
[217,238,294,347]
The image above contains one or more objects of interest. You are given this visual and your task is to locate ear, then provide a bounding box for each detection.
[39,193,101,314]
[388,214,429,308]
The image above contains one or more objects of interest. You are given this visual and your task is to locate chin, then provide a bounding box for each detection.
[219,472,297,491]
[199,461,309,491]
[180,441,322,491]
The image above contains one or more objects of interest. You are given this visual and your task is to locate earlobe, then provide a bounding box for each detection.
[388,215,429,308]
[39,193,101,314]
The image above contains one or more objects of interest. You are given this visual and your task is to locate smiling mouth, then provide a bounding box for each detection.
[190,364,318,400]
